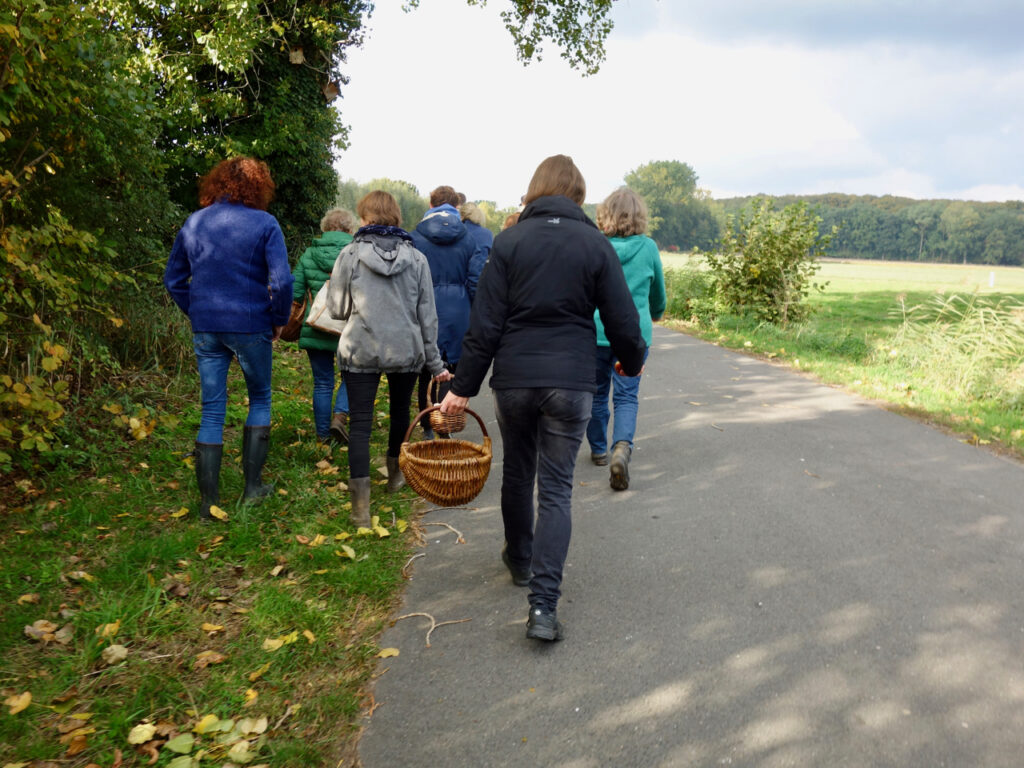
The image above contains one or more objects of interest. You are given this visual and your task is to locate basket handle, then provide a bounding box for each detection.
[403,405,488,444]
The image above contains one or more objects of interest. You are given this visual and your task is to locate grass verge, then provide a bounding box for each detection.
[663,259,1024,458]
[1,344,422,767]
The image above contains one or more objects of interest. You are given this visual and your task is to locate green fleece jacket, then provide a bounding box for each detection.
[292,230,353,351]
[594,234,666,347]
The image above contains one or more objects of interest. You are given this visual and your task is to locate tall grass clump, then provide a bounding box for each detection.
[883,293,1024,408]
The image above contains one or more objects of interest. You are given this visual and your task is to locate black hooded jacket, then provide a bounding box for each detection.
[451,195,646,397]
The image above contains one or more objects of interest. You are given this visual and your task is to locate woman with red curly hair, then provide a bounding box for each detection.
[164,156,294,521]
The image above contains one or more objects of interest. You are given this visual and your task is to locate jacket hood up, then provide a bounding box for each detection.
[415,204,467,246]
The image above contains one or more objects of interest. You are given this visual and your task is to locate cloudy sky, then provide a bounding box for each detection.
[334,0,1024,208]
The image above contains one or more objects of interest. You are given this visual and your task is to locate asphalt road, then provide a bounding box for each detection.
[358,325,1024,768]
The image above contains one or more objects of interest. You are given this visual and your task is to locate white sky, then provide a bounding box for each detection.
[334,0,1024,208]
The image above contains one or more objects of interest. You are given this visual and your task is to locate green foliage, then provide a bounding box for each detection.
[624,160,722,250]
[706,199,834,325]
[337,177,429,231]
[719,194,1024,266]
[663,266,718,327]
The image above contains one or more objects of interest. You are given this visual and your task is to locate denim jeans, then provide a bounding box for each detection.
[307,348,349,439]
[586,346,649,455]
[193,331,274,444]
[494,387,593,612]
[344,370,418,479]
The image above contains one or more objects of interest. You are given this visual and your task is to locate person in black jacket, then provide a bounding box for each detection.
[439,155,646,642]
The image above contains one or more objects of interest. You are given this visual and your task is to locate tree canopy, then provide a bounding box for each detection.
[624,160,723,251]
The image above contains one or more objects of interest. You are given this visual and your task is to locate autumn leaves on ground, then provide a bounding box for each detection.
[0,345,424,767]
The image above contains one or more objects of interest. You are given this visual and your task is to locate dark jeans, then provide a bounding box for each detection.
[344,370,418,479]
[494,387,593,612]
[307,348,349,439]
[418,361,456,429]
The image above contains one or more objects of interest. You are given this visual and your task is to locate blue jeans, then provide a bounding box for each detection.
[586,346,649,455]
[494,387,593,612]
[307,349,349,439]
[193,332,274,444]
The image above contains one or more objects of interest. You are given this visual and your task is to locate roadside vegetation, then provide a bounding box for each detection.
[0,345,427,767]
[662,253,1024,456]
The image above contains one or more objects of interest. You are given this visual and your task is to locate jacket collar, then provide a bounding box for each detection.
[519,195,595,229]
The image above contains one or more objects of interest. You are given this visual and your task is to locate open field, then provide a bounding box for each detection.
[660,254,1024,458]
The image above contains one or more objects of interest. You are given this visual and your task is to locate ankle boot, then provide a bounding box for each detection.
[194,442,222,521]
[609,440,632,491]
[385,456,405,493]
[329,412,349,445]
[349,476,371,528]
[242,425,273,500]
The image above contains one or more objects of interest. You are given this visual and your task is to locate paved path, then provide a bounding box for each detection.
[358,326,1024,768]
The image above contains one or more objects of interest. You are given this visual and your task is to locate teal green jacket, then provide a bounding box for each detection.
[291,230,353,351]
[594,235,666,347]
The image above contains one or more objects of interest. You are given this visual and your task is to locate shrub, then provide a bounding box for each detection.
[705,199,834,325]
[663,265,718,327]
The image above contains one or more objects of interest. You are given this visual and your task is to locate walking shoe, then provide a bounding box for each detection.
[590,452,608,466]
[329,412,349,445]
[501,547,531,587]
[526,607,563,642]
[609,440,631,491]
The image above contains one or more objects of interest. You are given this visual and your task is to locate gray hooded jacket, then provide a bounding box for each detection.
[326,232,446,375]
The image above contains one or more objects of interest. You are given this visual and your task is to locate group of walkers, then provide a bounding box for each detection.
[164,154,665,642]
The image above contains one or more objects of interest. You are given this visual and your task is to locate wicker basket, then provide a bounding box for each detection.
[427,380,466,435]
[399,406,492,506]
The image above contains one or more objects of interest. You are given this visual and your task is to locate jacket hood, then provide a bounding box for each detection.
[415,204,467,245]
[609,235,649,267]
[351,232,417,277]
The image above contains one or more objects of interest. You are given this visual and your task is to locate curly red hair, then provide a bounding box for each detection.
[199,157,276,210]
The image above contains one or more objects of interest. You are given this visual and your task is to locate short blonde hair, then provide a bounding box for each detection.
[460,202,486,226]
[599,187,648,237]
[357,190,402,227]
[523,154,586,206]
[320,207,357,233]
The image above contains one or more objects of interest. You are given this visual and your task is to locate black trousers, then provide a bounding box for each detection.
[343,370,418,479]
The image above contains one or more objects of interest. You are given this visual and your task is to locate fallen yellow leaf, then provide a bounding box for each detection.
[208,505,228,521]
[302,629,316,644]
[262,637,285,652]
[17,593,39,605]
[193,650,227,669]
[192,713,219,734]
[201,623,224,633]
[4,691,31,715]
[334,531,351,541]
[171,507,189,519]
[309,533,326,548]
[243,689,259,707]
[335,545,355,560]
[377,648,399,658]
[127,721,156,744]
[248,662,271,681]
[95,619,121,639]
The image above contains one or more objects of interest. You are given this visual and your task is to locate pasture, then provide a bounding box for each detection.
[660,254,1024,457]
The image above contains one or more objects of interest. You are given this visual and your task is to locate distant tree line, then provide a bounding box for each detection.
[719,195,1024,266]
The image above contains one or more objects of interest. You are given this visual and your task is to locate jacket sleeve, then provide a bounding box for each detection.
[465,243,486,303]
[265,221,294,325]
[451,254,508,398]
[163,230,192,316]
[326,246,354,321]
[416,258,446,377]
[648,239,667,321]
[292,250,310,301]
[594,242,646,376]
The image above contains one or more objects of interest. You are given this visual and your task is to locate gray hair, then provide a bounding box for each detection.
[320,207,357,233]
[460,201,486,227]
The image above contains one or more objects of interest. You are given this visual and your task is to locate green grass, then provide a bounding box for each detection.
[662,254,1024,456]
[0,344,426,767]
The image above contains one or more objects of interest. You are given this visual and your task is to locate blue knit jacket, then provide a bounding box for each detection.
[164,202,294,332]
